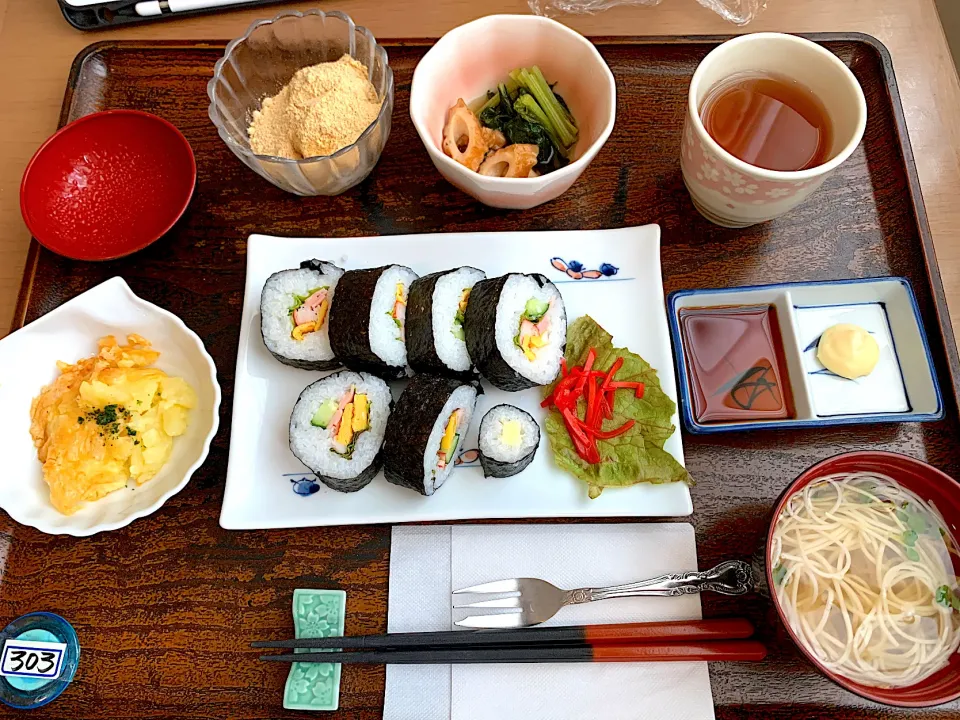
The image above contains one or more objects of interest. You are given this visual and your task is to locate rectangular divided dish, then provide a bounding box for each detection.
[669,278,943,433]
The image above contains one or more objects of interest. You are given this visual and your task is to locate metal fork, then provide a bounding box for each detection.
[453,560,753,628]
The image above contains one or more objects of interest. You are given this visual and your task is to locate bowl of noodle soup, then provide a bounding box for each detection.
[767,451,960,707]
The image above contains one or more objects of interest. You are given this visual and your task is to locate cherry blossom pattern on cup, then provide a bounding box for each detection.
[681,119,818,207]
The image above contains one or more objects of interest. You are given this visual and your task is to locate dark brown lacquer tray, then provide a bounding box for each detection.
[6,35,960,719]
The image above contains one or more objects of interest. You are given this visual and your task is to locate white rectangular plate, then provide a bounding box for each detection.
[220,226,691,529]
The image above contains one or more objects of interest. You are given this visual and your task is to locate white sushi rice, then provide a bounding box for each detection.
[432,267,486,372]
[290,371,391,479]
[262,265,343,362]
[421,384,478,495]
[479,404,540,463]
[495,274,567,386]
[369,265,419,368]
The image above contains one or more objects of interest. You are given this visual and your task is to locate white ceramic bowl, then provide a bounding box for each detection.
[0,278,221,536]
[409,14,616,210]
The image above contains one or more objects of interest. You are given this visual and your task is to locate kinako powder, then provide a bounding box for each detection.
[248,54,383,160]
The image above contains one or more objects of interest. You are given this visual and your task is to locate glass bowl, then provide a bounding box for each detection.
[207,9,394,196]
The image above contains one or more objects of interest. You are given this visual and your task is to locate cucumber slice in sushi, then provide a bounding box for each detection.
[382,375,481,496]
[328,265,419,379]
[406,266,486,377]
[464,273,567,391]
[261,259,344,371]
[478,404,541,478]
[289,371,392,493]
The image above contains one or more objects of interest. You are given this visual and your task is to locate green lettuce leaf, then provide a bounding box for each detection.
[543,315,691,498]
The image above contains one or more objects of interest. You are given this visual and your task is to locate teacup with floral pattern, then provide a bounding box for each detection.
[681,33,867,228]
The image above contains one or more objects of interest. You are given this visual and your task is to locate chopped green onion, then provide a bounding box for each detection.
[772,563,787,587]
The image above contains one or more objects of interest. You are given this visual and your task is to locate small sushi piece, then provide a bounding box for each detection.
[383,375,480,496]
[478,404,541,478]
[261,260,344,370]
[328,265,419,379]
[406,267,486,376]
[289,370,392,493]
[464,273,567,391]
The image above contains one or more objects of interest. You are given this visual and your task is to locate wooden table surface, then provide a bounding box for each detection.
[0,1,959,340]
[2,0,960,717]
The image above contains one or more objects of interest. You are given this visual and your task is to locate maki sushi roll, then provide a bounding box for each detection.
[464,273,567,391]
[289,370,392,493]
[406,267,486,376]
[261,260,344,370]
[383,375,480,496]
[478,404,541,478]
[329,265,419,379]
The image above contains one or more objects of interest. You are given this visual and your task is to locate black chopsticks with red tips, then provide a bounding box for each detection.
[254,618,767,665]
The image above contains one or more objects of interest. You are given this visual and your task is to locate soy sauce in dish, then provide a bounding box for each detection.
[678,305,794,424]
[699,73,832,172]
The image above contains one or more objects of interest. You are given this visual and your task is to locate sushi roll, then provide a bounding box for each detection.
[464,273,567,391]
[289,370,392,493]
[329,265,419,379]
[261,260,344,370]
[478,404,541,478]
[406,267,486,376]
[383,375,480,496]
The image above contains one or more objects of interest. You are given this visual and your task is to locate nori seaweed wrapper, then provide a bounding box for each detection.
[299,259,339,274]
[406,269,479,379]
[478,405,540,478]
[383,375,481,495]
[261,343,340,372]
[464,274,553,392]
[328,266,407,380]
[313,461,380,493]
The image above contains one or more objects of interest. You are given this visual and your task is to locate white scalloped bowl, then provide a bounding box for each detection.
[0,278,220,536]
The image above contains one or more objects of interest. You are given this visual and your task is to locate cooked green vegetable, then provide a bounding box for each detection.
[542,316,690,498]
[311,397,339,428]
[475,68,578,175]
[513,66,578,149]
[524,297,550,322]
[936,584,960,611]
[773,563,787,587]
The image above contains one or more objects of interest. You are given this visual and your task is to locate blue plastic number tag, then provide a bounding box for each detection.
[0,640,67,680]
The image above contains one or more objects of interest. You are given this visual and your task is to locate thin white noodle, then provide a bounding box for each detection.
[772,471,960,688]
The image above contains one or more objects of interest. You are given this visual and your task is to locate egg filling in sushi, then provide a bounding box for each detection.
[436,408,466,471]
[478,404,541,478]
[290,287,331,341]
[388,282,408,338]
[515,297,553,361]
[310,385,372,458]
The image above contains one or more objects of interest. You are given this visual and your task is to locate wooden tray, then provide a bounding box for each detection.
[7,36,960,719]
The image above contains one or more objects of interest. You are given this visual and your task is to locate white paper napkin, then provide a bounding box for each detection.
[384,524,715,720]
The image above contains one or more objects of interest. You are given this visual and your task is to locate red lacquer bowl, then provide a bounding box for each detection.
[766,451,960,707]
[20,110,196,261]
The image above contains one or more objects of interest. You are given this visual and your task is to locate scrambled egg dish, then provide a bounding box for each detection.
[30,334,196,515]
